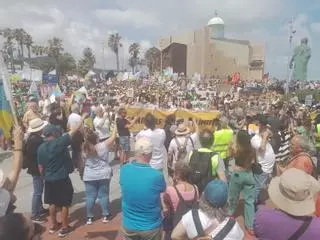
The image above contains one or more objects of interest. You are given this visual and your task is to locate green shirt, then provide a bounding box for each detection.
[37,134,74,181]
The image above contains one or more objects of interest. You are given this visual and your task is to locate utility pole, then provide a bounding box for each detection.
[286,19,296,94]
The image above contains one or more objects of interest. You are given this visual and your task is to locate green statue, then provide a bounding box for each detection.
[289,38,311,81]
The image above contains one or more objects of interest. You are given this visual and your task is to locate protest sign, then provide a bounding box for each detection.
[125,107,220,132]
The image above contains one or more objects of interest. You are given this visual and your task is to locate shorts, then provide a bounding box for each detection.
[121,227,162,240]
[119,136,130,152]
[44,177,74,207]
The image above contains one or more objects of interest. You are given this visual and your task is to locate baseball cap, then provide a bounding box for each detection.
[203,180,228,208]
[42,124,61,137]
[134,137,153,156]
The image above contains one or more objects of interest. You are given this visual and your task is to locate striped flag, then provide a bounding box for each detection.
[0,56,14,138]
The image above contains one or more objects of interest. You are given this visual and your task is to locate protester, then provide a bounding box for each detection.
[228,130,256,235]
[251,114,275,203]
[68,103,84,169]
[81,125,117,225]
[168,122,195,174]
[171,180,244,240]
[37,115,86,237]
[189,129,226,194]
[162,162,199,239]
[23,102,40,130]
[254,168,320,239]
[93,107,111,142]
[212,117,233,169]
[49,103,67,132]
[24,118,48,223]
[116,107,139,164]
[120,137,166,240]
[136,113,166,170]
[163,115,176,151]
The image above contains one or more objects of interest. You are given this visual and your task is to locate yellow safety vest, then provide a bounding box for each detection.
[316,124,320,148]
[212,129,234,159]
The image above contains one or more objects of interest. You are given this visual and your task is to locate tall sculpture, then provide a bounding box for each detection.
[289,38,311,81]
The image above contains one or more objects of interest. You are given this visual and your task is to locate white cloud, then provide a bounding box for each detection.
[311,22,320,33]
[94,9,161,29]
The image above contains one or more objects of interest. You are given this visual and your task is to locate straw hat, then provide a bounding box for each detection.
[27,118,48,133]
[268,168,320,216]
[175,123,190,136]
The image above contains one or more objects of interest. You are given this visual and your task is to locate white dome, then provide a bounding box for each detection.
[207,17,224,26]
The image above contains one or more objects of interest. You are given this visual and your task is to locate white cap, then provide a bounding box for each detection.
[135,137,153,156]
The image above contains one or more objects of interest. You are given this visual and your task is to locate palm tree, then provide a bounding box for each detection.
[108,33,122,72]
[128,42,140,73]
[24,33,33,60]
[145,47,161,74]
[13,28,26,60]
[47,37,64,80]
[32,45,48,56]
[0,28,16,72]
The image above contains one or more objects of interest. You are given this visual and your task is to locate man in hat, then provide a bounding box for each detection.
[24,118,48,223]
[254,168,320,239]
[37,114,86,237]
[168,122,195,174]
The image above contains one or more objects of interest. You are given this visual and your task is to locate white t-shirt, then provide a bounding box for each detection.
[136,128,166,170]
[93,115,110,140]
[68,113,82,129]
[181,209,244,240]
[251,135,275,174]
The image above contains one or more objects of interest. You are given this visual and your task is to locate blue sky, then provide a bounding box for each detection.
[0,0,319,79]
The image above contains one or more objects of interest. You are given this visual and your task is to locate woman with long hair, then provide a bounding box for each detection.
[81,125,117,225]
[228,130,256,235]
[162,162,199,239]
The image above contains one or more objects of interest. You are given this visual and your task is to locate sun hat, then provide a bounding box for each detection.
[268,168,320,216]
[203,180,228,208]
[42,124,62,137]
[134,137,153,156]
[27,118,48,133]
[175,123,190,136]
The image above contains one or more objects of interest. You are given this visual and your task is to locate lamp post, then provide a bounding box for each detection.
[286,19,296,94]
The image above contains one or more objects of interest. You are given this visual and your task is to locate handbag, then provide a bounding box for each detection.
[251,155,263,175]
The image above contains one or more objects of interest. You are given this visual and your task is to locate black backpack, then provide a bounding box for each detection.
[172,185,198,227]
[189,150,218,194]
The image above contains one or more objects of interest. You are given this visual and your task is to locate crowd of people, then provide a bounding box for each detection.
[0,77,320,240]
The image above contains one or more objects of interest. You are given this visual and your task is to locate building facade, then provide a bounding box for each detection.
[158,16,265,81]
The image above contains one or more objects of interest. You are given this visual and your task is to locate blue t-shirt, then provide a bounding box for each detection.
[120,161,166,231]
[37,134,74,181]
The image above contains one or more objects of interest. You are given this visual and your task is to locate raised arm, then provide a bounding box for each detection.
[4,125,23,193]
[104,121,118,147]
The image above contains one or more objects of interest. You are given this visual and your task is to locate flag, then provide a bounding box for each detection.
[0,57,14,138]
[28,81,39,98]
[263,72,269,81]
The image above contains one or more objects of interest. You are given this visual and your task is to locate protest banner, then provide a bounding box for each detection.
[125,107,220,132]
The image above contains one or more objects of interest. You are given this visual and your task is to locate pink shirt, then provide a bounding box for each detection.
[164,184,199,212]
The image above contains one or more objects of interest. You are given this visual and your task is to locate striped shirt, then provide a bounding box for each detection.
[275,130,292,163]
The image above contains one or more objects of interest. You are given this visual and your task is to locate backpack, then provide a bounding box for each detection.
[172,185,198,227]
[174,137,194,163]
[189,150,219,194]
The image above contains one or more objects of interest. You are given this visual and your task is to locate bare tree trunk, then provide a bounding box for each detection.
[27,47,31,60]
[116,52,120,72]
